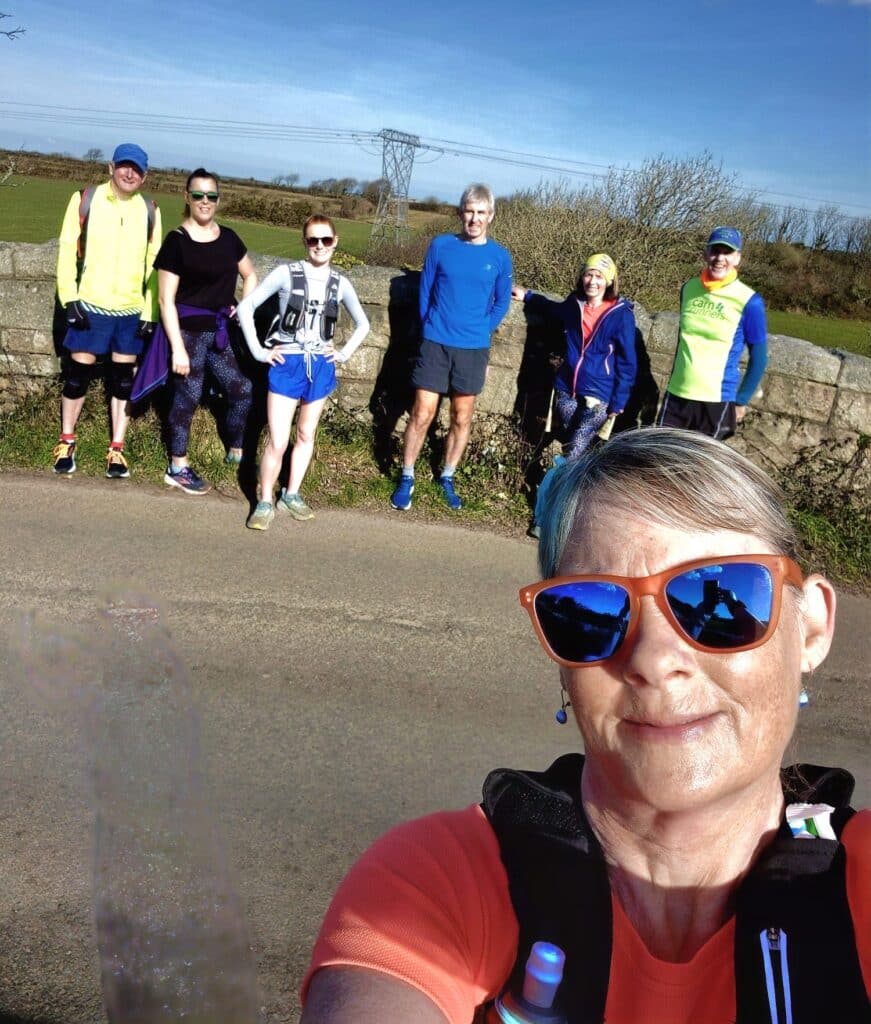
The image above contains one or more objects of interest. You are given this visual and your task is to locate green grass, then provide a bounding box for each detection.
[0,175,372,259]
[2,382,866,584]
[767,310,870,358]
[0,382,531,532]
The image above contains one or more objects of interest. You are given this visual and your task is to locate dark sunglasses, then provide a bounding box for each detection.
[189,190,219,202]
[520,555,803,667]
[305,235,335,247]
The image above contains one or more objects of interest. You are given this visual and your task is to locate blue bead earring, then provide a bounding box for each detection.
[799,688,809,708]
[555,690,571,725]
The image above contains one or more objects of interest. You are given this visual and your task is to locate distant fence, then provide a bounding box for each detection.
[1,240,868,493]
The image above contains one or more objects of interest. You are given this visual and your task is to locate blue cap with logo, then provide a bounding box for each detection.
[111,143,148,175]
[706,226,742,251]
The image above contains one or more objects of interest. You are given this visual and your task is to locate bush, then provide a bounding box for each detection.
[365,221,442,270]
[339,195,375,220]
[778,437,870,586]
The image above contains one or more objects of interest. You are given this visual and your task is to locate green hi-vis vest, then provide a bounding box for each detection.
[668,276,755,403]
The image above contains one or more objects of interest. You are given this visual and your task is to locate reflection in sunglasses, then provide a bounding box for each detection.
[521,556,802,667]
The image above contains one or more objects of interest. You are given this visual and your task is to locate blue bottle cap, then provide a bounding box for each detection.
[522,941,566,1008]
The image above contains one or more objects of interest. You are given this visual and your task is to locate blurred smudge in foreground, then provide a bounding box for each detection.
[14,591,260,1023]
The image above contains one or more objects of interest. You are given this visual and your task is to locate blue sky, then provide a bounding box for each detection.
[1,0,869,216]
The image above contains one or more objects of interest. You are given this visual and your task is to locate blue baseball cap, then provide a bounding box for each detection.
[111,143,148,175]
[706,226,742,251]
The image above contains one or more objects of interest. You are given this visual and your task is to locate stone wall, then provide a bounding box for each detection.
[2,240,869,489]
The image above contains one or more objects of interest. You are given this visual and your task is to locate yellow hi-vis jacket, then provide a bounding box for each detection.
[56,181,161,320]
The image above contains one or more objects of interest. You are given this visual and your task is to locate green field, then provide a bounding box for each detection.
[0,175,372,259]
[766,310,870,359]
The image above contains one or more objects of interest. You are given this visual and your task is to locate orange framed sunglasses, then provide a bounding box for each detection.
[520,554,804,668]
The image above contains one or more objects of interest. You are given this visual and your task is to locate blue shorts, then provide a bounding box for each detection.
[411,340,489,396]
[268,354,337,403]
[62,312,143,357]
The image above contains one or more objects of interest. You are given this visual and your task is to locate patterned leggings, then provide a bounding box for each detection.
[554,391,609,460]
[167,330,253,458]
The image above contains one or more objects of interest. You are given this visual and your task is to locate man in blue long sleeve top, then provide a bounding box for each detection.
[658,226,768,440]
[390,184,512,511]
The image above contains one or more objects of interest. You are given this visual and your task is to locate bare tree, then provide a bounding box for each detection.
[810,203,846,251]
[603,151,744,234]
[271,172,301,188]
[841,215,871,256]
[764,204,810,245]
[359,178,389,204]
[83,147,104,162]
[0,11,25,38]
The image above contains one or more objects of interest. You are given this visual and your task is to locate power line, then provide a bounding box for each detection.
[1,100,868,216]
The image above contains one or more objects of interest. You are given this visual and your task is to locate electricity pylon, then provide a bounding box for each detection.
[370,129,421,246]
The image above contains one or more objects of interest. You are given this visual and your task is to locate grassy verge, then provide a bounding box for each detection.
[0,382,530,532]
[778,437,870,590]
[3,382,867,588]
[767,310,870,358]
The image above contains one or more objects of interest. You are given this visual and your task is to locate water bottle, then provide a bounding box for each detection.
[487,941,567,1024]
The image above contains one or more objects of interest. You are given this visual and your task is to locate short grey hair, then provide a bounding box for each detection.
[458,183,495,215]
[538,428,798,579]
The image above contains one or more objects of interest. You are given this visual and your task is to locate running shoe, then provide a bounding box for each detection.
[246,501,275,531]
[390,475,415,511]
[277,490,315,520]
[52,439,76,475]
[105,448,130,479]
[164,465,211,495]
[439,476,463,511]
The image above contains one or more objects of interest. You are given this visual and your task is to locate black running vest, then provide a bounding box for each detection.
[482,754,868,1023]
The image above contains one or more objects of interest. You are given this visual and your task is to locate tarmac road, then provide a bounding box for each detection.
[0,470,867,1023]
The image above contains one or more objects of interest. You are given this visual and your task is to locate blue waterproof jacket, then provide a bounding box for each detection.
[524,292,637,413]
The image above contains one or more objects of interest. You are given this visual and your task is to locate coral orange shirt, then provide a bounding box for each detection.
[303,804,871,1024]
[581,298,616,342]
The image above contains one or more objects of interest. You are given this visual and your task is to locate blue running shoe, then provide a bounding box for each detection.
[440,476,462,510]
[164,464,210,495]
[390,475,415,511]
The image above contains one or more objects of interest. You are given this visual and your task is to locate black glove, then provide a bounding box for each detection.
[135,321,157,342]
[65,301,90,330]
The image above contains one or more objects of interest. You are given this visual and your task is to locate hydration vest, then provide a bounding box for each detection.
[482,753,868,1024]
[269,261,341,345]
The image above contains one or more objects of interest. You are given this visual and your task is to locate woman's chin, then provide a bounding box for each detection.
[597,744,738,813]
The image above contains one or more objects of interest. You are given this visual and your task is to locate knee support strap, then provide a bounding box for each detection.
[61,359,95,400]
[109,361,135,401]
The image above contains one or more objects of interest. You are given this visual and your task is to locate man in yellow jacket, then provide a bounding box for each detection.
[54,142,161,478]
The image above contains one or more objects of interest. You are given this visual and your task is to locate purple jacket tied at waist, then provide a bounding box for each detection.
[131,304,232,402]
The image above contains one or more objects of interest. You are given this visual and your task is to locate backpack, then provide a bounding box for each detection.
[272,261,341,343]
[482,754,868,1023]
[75,185,157,287]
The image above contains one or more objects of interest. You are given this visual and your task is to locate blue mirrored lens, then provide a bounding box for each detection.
[535,582,631,663]
[665,562,774,648]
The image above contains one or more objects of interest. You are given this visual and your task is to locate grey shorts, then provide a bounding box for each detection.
[411,340,489,396]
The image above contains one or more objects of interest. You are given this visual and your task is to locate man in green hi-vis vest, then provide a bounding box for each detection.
[658,226,768,440]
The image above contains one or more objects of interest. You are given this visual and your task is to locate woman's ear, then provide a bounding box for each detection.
[799,574,837,674]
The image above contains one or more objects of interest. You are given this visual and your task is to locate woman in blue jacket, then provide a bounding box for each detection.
[512,253,637,459]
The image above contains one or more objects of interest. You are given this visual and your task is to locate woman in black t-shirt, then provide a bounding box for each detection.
[154,167,257,494]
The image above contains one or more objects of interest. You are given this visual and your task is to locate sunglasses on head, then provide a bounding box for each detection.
[520,555,803,668]
[305,235,335,247]
[189,190,219,202]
